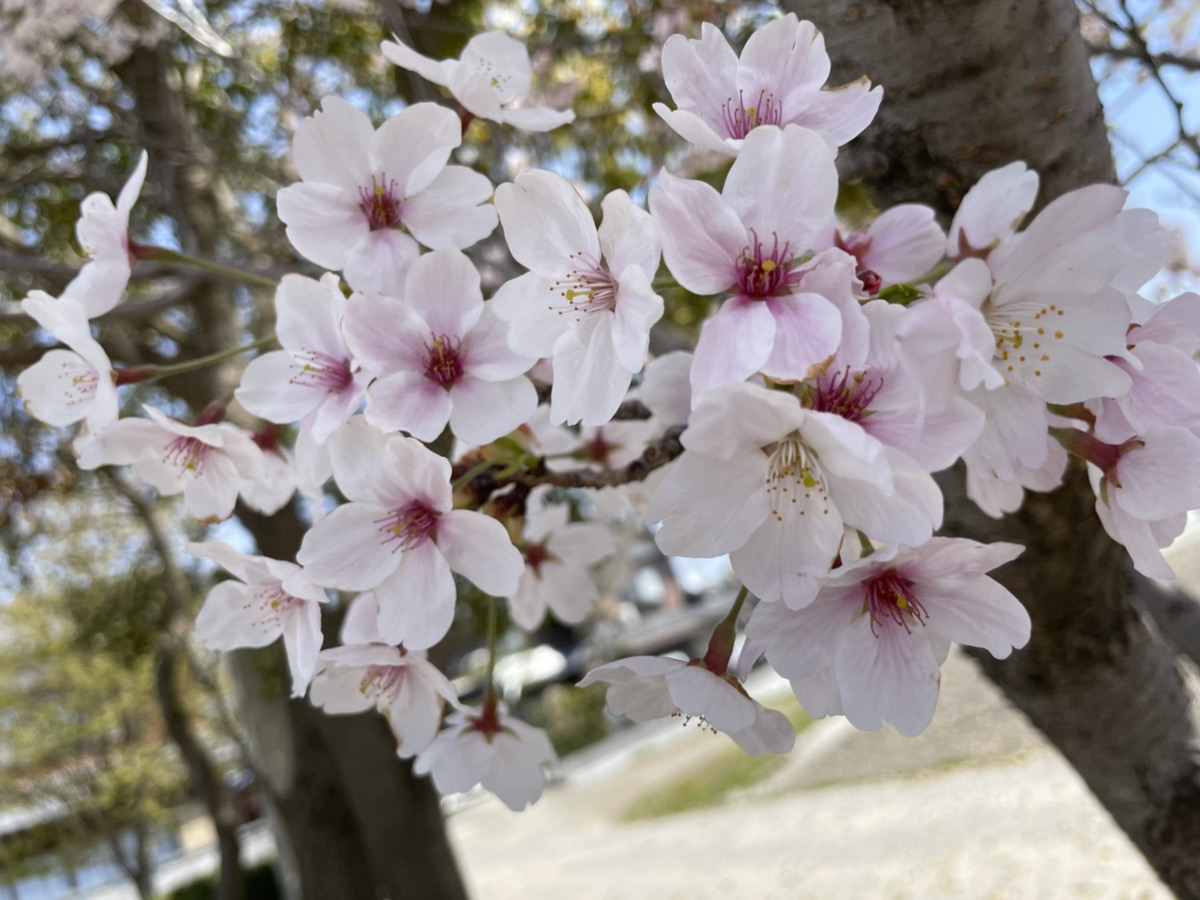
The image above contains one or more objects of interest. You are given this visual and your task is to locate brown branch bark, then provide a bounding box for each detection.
[784,0,1200,895]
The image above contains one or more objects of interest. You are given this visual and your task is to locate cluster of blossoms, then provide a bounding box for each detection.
[16,14,1200,810]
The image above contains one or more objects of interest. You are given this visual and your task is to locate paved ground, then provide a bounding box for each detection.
[449,650,1172,900]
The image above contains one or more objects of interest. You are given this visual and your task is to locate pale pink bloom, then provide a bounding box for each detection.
[653,15,881,156]
[815,300,983,473]
[578,656,795,756]
[275,96,496,293]
[236,273,367,444]
[77,406,264,523]
[1092,292,1200,442]
[545,418,659,473]
[1090,425,1200,579]
[830,204,946,291]
[748,539,1029,736]
[900,259,1006,393]
[62,151,147,316]
[17,291,118,431]
[649,125,842,398]
[977,185,1166,403]
[239,436,297,516]
[292,423,334,517]
[638,350,693,427]
[343,248,537,445]
[382,31,575,132]
[187,540,326,697]
[296,427,524,649]
[648,382,942,609]
[492,171,663,426]
[510,488,616,630]
[947,161,1039,258]
[414,706,558,811]
[957,382,1065,517]
[310,596,459,758]
[965,432,1067,518]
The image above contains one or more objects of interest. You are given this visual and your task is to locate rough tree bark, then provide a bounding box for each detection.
[784,1,1200,895]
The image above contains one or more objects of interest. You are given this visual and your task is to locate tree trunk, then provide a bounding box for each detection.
[783,1,1200,894]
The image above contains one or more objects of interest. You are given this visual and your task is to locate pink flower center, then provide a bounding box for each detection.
[721,89,783,140]
[548,252,617,322]
[811,368,883,422]
[865,571,928,636]
[522,540,557,578]
[61,364,99,410]
[423,335,465,388]
[582,428,621,466]
[250,584,302,634]
[736,230,795,299]
[376,501,439,552]
[360,664,407,702]
[358,175,404,231]
[164,435,210,477]
[833,229,883,295]
[291,349,354,392]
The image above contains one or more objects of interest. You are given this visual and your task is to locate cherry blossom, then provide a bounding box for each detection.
[187,540,327,697]
[240,429,298,516]
[977,185,1164,403]
[235,273,367,444]
[62,150,147,316]
[275,96,496,293]
[77,405,265,523]
[309,595,459,758]
[381,31,575,132]
[653,14,881,156]
[579,656,795,755]
[17,291,118,432]
[649,124,842,398]
[649,381,941,609]
[296,425,523,649]
[946,160,1039,258]
[342,247,537,445]
[1081,425,1200,579]
[829,204,946,291]
[414,704,558,811]
[1091,292,1200,442]
[748,539,1029,736]
[493,170,663,425]
[509,488,616,630]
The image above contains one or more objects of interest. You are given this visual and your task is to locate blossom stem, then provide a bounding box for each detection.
[137,245,280,290]
[129,336,278,385]
[701,585,749,676]
[1049,426,1124,473]
[484,594,499,707]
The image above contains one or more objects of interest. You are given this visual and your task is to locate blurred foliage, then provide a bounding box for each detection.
[0,571,189,874]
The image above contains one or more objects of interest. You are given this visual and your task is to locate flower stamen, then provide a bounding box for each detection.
[376,501,438,552]
[358,175,404,230]
[721,89,783,140]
